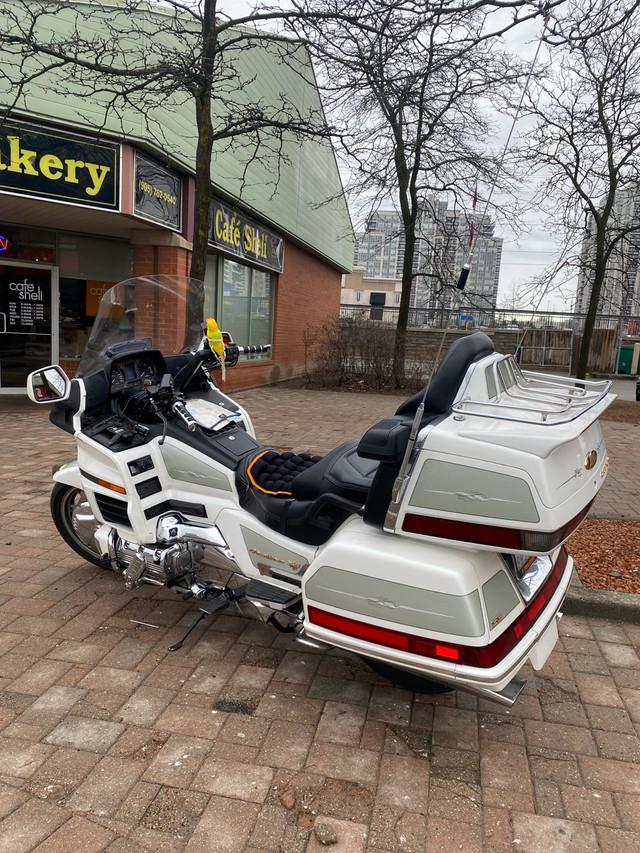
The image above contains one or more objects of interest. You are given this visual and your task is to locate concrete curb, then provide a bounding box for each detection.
[564,584,640,623]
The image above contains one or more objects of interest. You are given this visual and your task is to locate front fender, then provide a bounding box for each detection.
[52,459,82,488]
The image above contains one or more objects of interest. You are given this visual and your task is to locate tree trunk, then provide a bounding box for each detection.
[190,92,214,283]
[393,227,416,385]
[576,226,607,380]
[189,0,216,284]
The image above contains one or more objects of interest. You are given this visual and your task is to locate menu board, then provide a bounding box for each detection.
[0,266,52,334]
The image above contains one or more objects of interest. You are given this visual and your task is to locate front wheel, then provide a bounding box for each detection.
[51,483,111,569]
[363,657,453,694]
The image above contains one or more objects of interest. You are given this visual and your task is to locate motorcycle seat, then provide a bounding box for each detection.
[237,332,495,545]
[237,439,379,546]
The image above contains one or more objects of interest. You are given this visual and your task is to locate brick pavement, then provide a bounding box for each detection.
[1,389,640,852]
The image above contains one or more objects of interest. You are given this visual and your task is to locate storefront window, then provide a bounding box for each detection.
[0,227,55,264]
[220,258,273,355]
[58,235,132,359]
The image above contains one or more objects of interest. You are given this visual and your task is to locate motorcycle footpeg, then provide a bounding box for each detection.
[243,578,301,611]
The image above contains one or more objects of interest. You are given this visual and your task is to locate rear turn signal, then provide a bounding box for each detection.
[308,547,568,669]
[402,500,593,552]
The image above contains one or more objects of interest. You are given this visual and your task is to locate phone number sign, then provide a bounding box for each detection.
[134,152,182,230]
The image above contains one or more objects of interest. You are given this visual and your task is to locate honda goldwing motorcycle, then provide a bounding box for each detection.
[27,275,614,706]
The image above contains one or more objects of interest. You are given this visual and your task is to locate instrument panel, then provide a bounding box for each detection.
[110,355,160,390]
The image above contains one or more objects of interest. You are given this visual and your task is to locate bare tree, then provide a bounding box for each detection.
[2,0,336,280]
[280,0,561,384]
[514,0,640,378]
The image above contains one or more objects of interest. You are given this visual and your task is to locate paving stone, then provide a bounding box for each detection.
[66,755,144,816]
[184,795,259,853]
[191,755,274,802]
[256,718,315,770]
[115,686,175,726]
[426,778,482,824]
[425,815,484,852]
[368,684,413,726]
[0,798,70,853]
[141,734,213,787]
[78,665,146,695]
[480,740,533,794]
[620,687,640,722]
[598,642,640,668]
[483,805,511,850]
[532,777,564,818]
[308,675,372,706]
[154,703,227,739]
[429,744,480,785]
[593,729,640,762]
[511,812,599,852]
[432,705,479,752]
[8,659,73,695]
[44,716,125,753]
[18,685,86,726]
[249,803,288,849]
[315,700,367,745]
[574,674,625,708]
[138,785,209,842]
[30,814,116,852]
[33,748,100,788]
[578,755,640,793]
[584,704,636,734]
[273,651,321,685]
[218,712,271,747]
[305,741,380,786]
[113,779,160,825]
[524,719,597,755]
[375,752,430,813]
[595,826,640,853]
[560,784,619,828]
[0,735,53,778]
[254,690,324,724]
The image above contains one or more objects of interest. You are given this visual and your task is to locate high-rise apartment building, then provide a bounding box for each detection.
[574,186,640,317]
[352,202,502,325]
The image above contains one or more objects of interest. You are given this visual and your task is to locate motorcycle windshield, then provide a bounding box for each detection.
[76,275,205,377]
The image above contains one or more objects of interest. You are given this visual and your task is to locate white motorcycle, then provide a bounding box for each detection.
[28,275,613,706]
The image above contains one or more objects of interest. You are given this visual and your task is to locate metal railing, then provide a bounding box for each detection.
[340,304,636,333]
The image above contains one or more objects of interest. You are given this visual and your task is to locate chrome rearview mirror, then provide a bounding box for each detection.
[27,365,71,403]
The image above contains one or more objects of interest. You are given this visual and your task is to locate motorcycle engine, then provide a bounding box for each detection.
[111,536,237,592]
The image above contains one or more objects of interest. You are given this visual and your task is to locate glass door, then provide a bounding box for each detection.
[0,262,57,392]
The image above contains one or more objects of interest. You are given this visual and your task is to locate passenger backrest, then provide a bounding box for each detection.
[395,332,494,417]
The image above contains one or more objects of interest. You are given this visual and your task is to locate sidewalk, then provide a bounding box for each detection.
[1,390,640,852]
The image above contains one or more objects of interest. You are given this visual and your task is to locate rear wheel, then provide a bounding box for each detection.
[51,483,111,569]
[363,658,453,694]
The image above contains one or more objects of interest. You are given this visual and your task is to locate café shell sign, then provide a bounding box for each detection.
[209,198,284,273]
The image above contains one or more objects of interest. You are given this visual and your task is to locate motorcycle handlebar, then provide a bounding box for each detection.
[172,400,197,431]
[236,344,271,355]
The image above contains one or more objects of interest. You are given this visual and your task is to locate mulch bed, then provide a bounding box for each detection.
[569,519,640,594]
[568,398,640,594]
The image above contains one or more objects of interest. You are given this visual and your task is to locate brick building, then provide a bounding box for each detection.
[0,1,353,394]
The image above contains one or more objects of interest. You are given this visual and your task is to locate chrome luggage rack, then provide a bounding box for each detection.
[451,354,613,425]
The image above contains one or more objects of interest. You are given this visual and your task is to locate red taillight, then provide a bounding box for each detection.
[402,500,594,552]
[307,547,568,670]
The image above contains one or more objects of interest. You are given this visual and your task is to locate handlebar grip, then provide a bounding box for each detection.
[237,344,272,355]
[172,401,198,431]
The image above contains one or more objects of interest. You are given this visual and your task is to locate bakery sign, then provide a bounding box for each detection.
[0,120,119,210]
[209,198,284,273]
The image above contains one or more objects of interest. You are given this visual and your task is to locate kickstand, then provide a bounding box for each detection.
[167,588,242,651]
